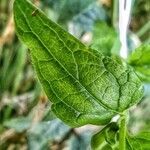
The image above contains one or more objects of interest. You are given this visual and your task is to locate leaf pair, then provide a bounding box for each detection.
[91,122,119,150]
[91,122,150,150]
[91,22,117,56]
[13,0,143,127]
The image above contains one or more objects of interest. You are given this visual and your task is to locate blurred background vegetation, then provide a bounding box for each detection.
[0,0,149,149]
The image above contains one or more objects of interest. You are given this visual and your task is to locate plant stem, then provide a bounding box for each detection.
[119,0,132,59]
[119,112,126,150]
[112,0,119,28]
[137,21,150,37]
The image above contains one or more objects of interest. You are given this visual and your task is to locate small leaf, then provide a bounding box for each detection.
[14,0,143,127]
[127,131,150,150]
[128,44,150,82]
[92,123,150,150]
[91,122,119,150]
[91,22,117,56]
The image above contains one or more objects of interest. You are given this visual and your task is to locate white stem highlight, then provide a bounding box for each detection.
[119,0,132,59]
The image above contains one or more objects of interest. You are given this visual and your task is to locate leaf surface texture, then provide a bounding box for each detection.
[14,0,143,127]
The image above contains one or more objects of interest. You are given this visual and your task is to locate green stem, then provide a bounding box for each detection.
[119,112,126,150]
[137,21,150,37]
[112,0,119,28]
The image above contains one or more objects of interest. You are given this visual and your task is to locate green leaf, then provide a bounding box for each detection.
[126,132,150,150]
[128,44,150,82]
[91,122,119,150]
[91,22,117,56]
[91,123,150,150]
[14,0,143,127]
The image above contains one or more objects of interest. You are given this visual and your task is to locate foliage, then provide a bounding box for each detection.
[14,0,143,128]
[91,122,150,150]
[128,44,150,82]
[91,22,117,56]
[0,0,149,149]
[91,122,119,149]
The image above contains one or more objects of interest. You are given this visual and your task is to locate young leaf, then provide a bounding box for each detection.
[91,123,150,150]
[91,22,117,56]
[126,131,150,150]
[14,0,143,127]
[128,44,150,82]
[91,122,119,150]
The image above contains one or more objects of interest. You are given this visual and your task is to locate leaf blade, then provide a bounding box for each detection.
[128,44,150,82]
[91,122,119,150]
[14,0,143,127]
